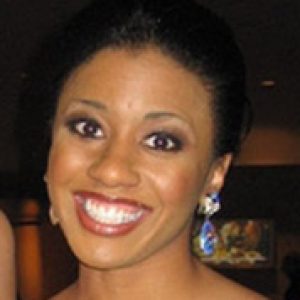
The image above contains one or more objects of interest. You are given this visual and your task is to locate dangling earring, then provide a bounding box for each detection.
[49,205,59,225]
[197,192,220,255]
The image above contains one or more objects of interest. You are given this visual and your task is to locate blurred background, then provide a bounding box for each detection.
[0,1,299,299]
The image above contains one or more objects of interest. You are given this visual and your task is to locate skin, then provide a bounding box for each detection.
[46,46,267,300]
[0,211,16,300]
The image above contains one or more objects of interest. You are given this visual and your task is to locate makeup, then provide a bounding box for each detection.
[74,191,151,236]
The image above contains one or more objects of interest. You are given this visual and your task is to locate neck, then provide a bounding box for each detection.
[72,232,201,300]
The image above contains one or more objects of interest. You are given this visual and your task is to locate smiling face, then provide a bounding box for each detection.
[46,46,231,270]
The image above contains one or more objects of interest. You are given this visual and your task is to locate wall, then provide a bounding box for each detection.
[237,127,300,165]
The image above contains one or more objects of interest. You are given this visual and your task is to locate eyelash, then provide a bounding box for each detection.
[143,131,183,152]
[66,117,104,139]
[65,118,183,152]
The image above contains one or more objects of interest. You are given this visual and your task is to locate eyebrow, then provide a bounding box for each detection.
[69,100,191,127]
[145,111,189,124]
[74,98,107,110]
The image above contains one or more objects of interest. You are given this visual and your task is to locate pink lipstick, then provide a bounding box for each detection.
[74,191,151,236]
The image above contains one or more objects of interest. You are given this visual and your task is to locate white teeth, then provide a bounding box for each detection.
[83,199,143,225]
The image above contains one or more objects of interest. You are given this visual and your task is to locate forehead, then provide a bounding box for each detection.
[58,46,214,129]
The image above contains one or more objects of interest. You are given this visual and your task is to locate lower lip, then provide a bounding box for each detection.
[75,196,148,237]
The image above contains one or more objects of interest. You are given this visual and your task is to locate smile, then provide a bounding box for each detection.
[84,199,144,225]
[74,191,151,236]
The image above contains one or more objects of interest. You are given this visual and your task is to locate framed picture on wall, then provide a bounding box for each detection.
[192,219,274,268]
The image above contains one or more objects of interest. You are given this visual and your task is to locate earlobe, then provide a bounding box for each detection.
[49,205,59,225]
[43,173,48,183]
[206,153,233,193]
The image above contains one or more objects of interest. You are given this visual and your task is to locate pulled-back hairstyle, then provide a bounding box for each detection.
[17,0,250,197]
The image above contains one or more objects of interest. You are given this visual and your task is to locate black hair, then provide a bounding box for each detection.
[282,252,300,281]
[17,0,250,197]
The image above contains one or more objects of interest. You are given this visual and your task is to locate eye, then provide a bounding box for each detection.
[66,118,104,139]
[143,132,182,152]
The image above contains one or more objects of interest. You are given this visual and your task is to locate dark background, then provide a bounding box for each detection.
[0,1,299,299]
[0,0,299,173]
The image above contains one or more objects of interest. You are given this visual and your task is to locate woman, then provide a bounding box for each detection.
[21,0,267,299]
[0,211,15,299]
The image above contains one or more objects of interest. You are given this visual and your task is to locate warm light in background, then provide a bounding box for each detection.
[15,199,43,300]
[237,127,300,165]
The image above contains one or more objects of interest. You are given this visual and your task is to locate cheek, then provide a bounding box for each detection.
[148,159,205,208]
[47,141,87,185]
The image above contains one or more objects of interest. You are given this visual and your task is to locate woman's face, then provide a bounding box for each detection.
[46,47,230,269]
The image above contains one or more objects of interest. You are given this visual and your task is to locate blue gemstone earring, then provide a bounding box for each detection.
[198,193,220,255]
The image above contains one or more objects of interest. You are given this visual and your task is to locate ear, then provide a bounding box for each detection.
[204,153,233,194]
[49,205,59,225]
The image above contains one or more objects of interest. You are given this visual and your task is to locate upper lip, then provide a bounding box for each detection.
[74,191,152,211]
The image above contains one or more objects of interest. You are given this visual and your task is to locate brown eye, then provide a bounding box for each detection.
[144,132,182,152]
[66,118,104,139]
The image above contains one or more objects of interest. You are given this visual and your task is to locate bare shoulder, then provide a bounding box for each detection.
[0,210,11,232]
[0,210,14,252]
[197,264,269,300]
[48,284,76,300]
[49,291,66,300]
[49,290,68,300]
[0,210,15,300]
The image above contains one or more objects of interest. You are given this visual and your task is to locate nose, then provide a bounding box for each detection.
[87,142,140,188]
